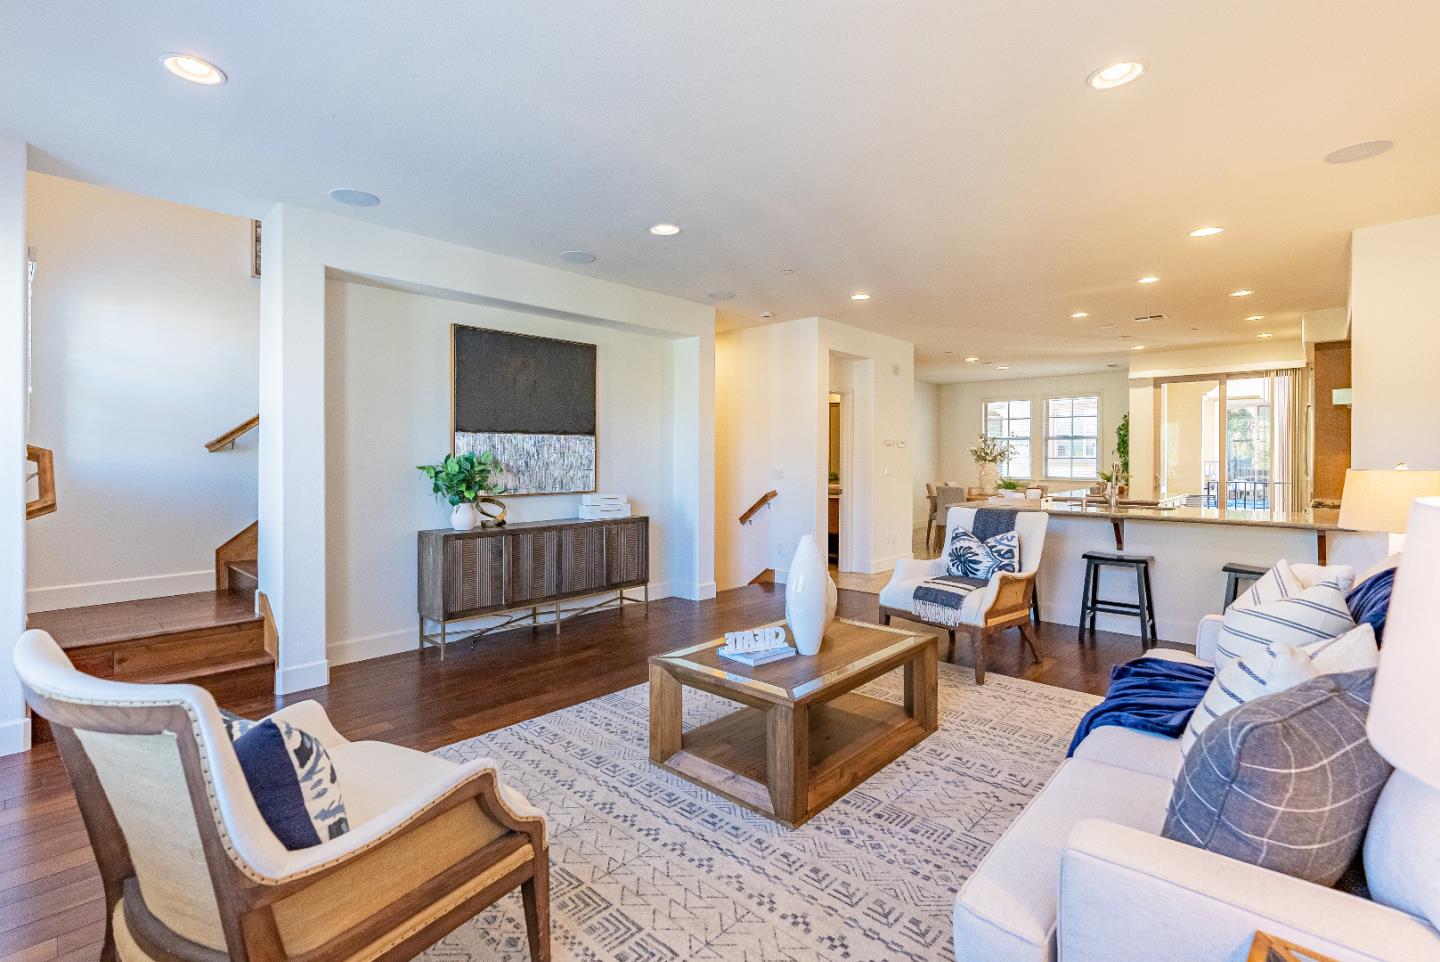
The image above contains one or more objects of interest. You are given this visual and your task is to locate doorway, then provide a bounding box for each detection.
[827,392,842,565]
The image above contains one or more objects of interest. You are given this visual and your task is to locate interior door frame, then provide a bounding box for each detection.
[1154,373,1228,504]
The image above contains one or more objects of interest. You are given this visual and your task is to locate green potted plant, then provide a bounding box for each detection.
[417,451,507,530]
[969,434,1015,496]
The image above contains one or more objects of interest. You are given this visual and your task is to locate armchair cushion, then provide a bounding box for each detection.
[946,527,1020,579]
[233,718,352,850]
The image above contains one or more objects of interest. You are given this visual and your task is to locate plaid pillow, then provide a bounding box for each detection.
[1164,670,1391,886]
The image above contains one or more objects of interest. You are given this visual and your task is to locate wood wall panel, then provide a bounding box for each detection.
[1313,341,1352,502]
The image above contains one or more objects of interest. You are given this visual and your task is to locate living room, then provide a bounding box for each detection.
[5,5,1440,962]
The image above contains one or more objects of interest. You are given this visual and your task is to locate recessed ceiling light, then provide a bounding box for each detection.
[161,53,226,85]
[1189,226,1225,237]
[1119,334,1133,339]
[1107,363,1120,368]
[780,268,794,275]
[1087,61,1146,91]
[649,223,681,236]
[1099,323,1117,330]
[1245,314,1264,321]
[1138,275,1160,285]
[560,250,596,264]
[760,311,773,319]
[706,290,735,302]
[850,292,871,301]
[1256,332,1274,338]
[964,356,980,363]
[1324,140,1394,165]
[1071,311,1089,319]
[1131,345,1146,351]
[996,365,1011,370]
[1229,289,1254,297]
[329,188,380,207]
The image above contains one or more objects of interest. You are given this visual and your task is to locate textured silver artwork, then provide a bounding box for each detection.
[455,431,595,495]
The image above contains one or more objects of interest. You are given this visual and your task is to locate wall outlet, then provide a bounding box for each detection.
[886,533,897,546]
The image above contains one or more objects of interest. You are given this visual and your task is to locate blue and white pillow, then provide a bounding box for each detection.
[946,526,1020,580]
[1214,573,1355,676]
[220,711,350,850]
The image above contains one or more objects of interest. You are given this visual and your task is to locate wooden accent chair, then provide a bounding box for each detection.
[13,629,550,962]
[878,507,1048,684]
[925,483,969,553]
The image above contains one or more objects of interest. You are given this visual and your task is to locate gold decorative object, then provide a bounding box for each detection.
[476,496,507,527]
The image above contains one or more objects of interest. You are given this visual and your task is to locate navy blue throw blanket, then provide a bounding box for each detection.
[1067,657,1215,756]
[970,507,1019,543]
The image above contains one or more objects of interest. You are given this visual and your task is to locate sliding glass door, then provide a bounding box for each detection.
[1158,372,1306,511]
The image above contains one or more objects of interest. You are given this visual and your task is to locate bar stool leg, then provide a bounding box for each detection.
[1133,566,1151,650]
[1077,559,1094,642]
[1142,563,1158,646]
[1087,563,1101,636]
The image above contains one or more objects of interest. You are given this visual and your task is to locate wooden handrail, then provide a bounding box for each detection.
[738,490,778,525]
[204,414,259,452]
[25,445,57,520]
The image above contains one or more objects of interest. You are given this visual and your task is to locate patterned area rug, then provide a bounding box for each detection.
[421,663,1099,962]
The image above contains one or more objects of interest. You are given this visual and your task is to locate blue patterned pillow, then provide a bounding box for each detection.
[223,712,351,850]
[946,526,1020,579]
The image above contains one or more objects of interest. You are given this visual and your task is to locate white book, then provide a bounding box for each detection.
[717,645,796,666]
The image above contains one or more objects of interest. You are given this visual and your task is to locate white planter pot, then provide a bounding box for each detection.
[785,534,838,656]
[978,462,1000,496]
[450,502,480,531]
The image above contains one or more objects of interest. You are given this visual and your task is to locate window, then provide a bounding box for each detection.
[1046,395,1100,479]
[983,399,1031,478]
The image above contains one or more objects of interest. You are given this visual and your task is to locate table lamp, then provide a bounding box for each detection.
[1338,468,1440,553]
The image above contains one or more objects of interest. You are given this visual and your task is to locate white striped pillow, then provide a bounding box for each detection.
[1229,558,1304,611]
[1214,577,1355,676]
[1182,643,1319,752]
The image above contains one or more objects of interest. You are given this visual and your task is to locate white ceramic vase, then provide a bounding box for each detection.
[978,461,1000,496]
[785,534,837,656]
[450,502,480,531]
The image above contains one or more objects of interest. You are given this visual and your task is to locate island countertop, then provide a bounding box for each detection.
[1036,499,1344,532]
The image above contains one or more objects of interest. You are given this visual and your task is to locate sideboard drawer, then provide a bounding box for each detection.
[446,535,506,617]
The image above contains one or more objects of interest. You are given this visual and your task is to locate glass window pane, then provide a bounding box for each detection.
[1049,398,1073,417]
[1012,419,1031,439]
[1012,400,1032,418]
[1074,396,1099,416]
[1074,416,1098,437]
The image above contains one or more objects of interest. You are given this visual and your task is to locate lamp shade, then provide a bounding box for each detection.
[1368,496,1440,786]
[1338,469,1440,534]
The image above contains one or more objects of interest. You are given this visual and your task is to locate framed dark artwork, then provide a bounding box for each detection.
[451,324,597,494]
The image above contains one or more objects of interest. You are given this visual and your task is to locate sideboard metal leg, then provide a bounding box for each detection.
[555,602,562,635]
[417,616,424,652]
[440,622,447,661]
[644,583,650,615]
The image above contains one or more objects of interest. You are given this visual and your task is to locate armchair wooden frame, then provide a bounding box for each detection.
[23,688,551,962]
[879,569,1040,685]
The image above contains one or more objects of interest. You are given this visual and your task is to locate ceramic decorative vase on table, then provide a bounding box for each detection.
[978,462,1000,496]
[450,502,480,531]
[785,534,838,656]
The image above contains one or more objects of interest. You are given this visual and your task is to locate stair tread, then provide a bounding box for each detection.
[28,591,261,651]
[126,652,274,685]
[228,560,258,577]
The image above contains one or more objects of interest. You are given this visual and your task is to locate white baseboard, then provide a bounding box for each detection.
[27,569,214,612]
[276,658,328,696]
[328,582,681,668]
[1040,603,1196,647]
[862,552,912,575]
[0,716,32,757]
[671,580,715,601]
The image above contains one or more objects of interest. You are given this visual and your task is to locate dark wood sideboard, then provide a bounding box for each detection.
[417,516,649,658]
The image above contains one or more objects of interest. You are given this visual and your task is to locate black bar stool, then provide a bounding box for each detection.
[1078,552,1158,649]
[1222,562,1269,610]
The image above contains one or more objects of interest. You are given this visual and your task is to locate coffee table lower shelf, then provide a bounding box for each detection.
[654,691,927,827]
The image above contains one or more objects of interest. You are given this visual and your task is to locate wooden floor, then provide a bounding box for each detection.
[0,583,1179,961]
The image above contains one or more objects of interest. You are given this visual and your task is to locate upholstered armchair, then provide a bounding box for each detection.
[13,629,550,962]
[880,507,1049,684]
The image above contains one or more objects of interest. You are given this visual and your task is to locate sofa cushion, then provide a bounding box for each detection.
[953,758,1173,962]
[1164,670,1391,887]
[1071,726,1185,781]
[1366,771,1440,930]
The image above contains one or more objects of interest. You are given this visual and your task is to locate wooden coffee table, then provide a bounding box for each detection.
[648,618,938,827]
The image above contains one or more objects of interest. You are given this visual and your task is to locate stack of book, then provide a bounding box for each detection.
[717,640,796,666]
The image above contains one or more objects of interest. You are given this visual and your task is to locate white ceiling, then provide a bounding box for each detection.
[4,2,1438,383]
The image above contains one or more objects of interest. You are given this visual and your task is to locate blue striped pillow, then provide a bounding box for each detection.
[1214,578,1354,676]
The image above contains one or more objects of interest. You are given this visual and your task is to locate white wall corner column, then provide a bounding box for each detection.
[1,136,31,754]
[670,335,717,599]
[258,205,330,694]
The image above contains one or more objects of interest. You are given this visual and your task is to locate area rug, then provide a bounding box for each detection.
[421,664,1100,962]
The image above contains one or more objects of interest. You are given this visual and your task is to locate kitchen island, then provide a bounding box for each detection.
[979,495,1388,645]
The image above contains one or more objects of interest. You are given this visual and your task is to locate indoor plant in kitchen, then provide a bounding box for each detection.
[969,434,1015,497]
[417,451,507,530]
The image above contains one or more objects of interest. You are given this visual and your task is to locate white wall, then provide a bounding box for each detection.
[24,174,259,610]
[936,370,1131,488]
[714,316,914,589]
[911,380,940,525]
[1351,213,1440,471]
[1,136,29,755]
[325,278,683,662]
[260,204,715,693]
